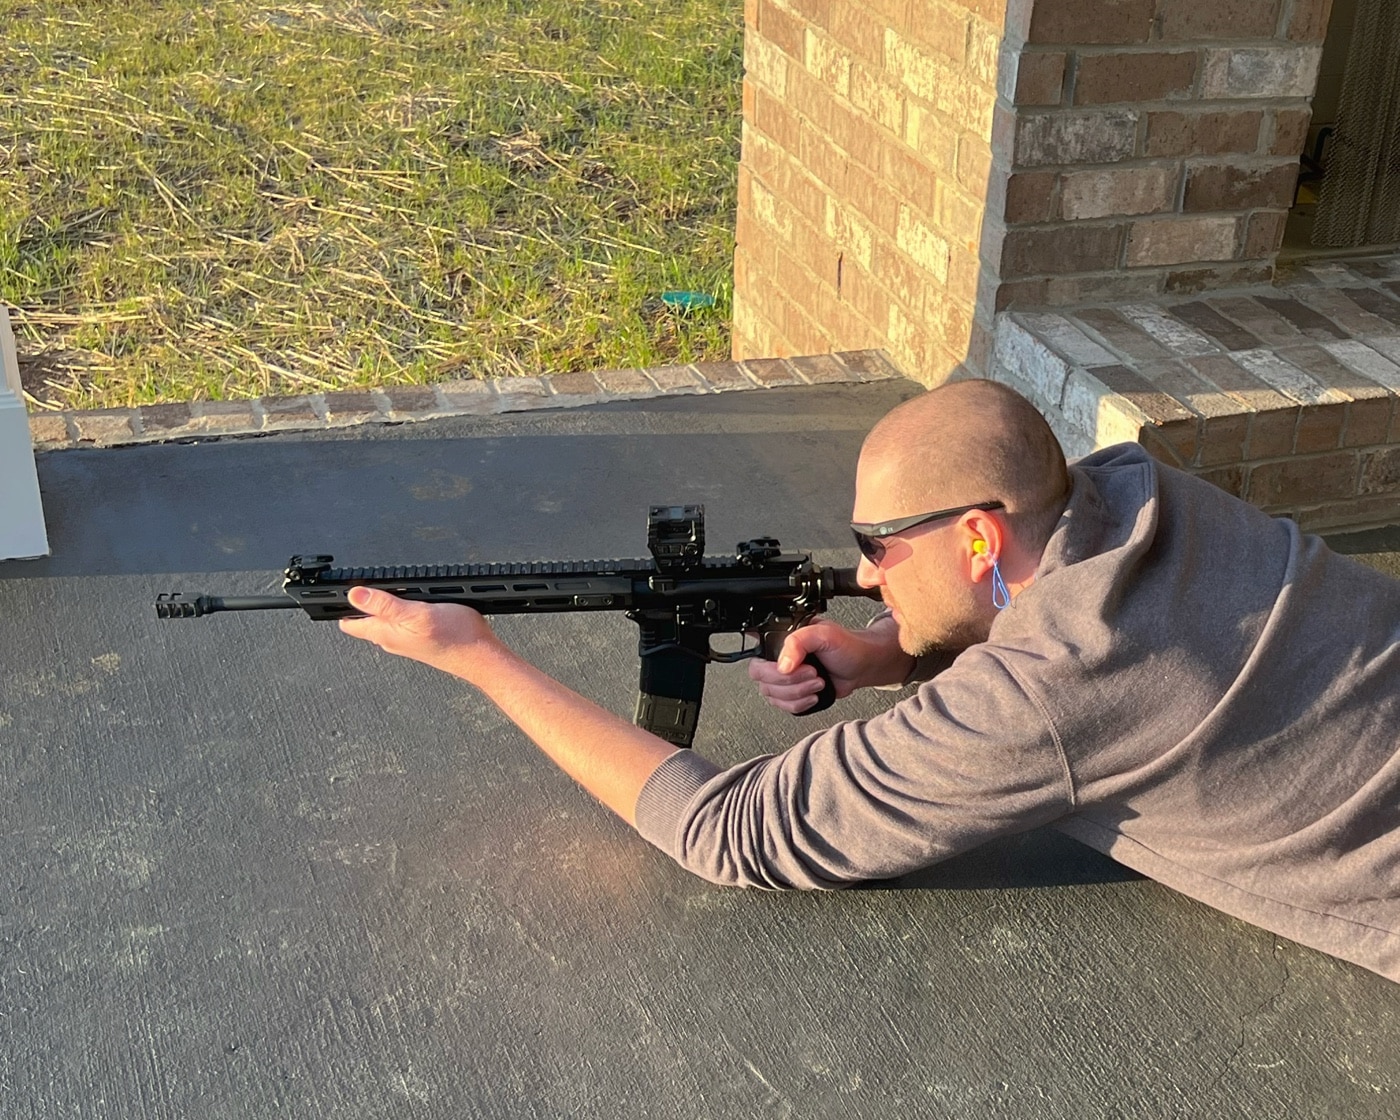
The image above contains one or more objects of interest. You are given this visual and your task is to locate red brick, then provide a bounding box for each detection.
[1346,397,1396,449]
[1274,342,1394,405]
[743,122,776,178]
[1255,295,1349,340]
[1296,494,1400,533]
[1287,0,1336,41]
[824,86,884,170]
[907,4,967,64]
[788,64,836,133]
[861,0,914,32]
[1184,162,1300,212]
[1201,46,1322,99]
[1060,165,1176,220]
[874,238,934,312]
[965,16,1002,86]
[1074,309,1174,363]
[1359,446,1400,495]
[792,209,836,274]
[788,0,832,30]
[946,243,981,306]
[1003,170,1057,223]
[1020,270,1167,307]
[1157,0,1281,39]
[1093,364,1198,425]
[907,103,961,175]
[1245,407,1300,459]
[1203,296,1305,347]
[841,258,893,326]
[928,289,975,355]
[1195,463,1246,497]
[962,0,1013,24]
[753,88,802,153]
[1073,50,1199,105]
[935,182,983,252]
[955,134,993,198]
[882,144,938,213]
[759,0,806,58]
[1196,413,1251,466]
[1166,264,1274,295]
[846,162,902,234]
[1293,402,1346,453]
[1015,110,1139,166]
[801,122,851,193]
[1244,211,1289,259]
[1013,50,1067,105]
[995,278,1051,310]
[829,4,883,65]
[770,241,812,300]
[1269,107,1312,157]
[849,64,905,138]
[1247,451,1358,506]
[1170,301,1263,350]
[734,206,761,258]
[1001,223,1125,277]
[784,164,830,227]
[1028,0,1156,43]
[1139,422,1194,467]
[1127,216,1239,267]
[1145,110,1262,157]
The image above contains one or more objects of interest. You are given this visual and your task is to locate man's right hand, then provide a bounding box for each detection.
[748,616,914,714]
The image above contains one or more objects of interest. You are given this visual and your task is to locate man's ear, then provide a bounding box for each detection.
[963,511,1004,584]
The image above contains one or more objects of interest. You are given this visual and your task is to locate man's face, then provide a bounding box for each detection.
[851,455,989,657]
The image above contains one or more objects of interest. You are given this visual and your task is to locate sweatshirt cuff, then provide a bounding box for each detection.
[633,750,724,859]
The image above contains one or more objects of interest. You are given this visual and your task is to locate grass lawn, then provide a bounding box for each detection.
[2,0,742,411]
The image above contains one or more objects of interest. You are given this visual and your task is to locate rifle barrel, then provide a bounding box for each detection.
[155,593,299,619]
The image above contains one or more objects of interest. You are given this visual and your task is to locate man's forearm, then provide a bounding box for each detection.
[441,642,680,826]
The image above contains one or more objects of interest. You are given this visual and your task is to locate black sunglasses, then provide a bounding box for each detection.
[851,501,1005,563]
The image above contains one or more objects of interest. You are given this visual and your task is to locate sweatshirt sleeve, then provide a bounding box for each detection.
[632,647,1076,889]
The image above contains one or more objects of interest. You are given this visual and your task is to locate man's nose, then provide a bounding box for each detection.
[856,554,883,589]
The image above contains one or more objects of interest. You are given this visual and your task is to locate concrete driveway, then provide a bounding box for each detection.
[3,382,1398,1119]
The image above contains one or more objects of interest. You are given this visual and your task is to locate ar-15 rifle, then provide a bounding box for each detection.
[155,505,880,748]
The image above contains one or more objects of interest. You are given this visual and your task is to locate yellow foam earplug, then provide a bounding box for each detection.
[972,540,987,554]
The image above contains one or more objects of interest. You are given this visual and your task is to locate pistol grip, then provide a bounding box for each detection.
[801,654,837,716]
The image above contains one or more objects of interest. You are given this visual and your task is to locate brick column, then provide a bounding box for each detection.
[732,0,1336,386]
[989,0,1333,312]
[733,0,1007,384]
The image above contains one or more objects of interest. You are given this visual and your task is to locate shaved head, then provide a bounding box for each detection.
[860,380,1070,552]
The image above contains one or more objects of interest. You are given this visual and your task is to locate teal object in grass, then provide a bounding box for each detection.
[660,290,716,310]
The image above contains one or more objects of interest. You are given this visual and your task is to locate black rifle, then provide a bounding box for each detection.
[155,505,880,747]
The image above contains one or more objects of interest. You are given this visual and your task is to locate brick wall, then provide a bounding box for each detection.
[732,0,1008,384]
[733,0,1337,386]
[990,0,1334,314]
[990,258,1400,533]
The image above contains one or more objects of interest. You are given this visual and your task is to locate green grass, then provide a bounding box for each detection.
[1,0,742,410]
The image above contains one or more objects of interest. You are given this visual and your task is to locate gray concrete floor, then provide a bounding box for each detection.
[3,382,1399,1119]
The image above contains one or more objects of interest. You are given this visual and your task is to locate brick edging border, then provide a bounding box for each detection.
[26,351,908,451]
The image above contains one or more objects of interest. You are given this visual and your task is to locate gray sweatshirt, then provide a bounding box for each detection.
[634,444,1400,982]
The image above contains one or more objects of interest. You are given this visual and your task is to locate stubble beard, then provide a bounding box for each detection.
[889,594,989,660]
